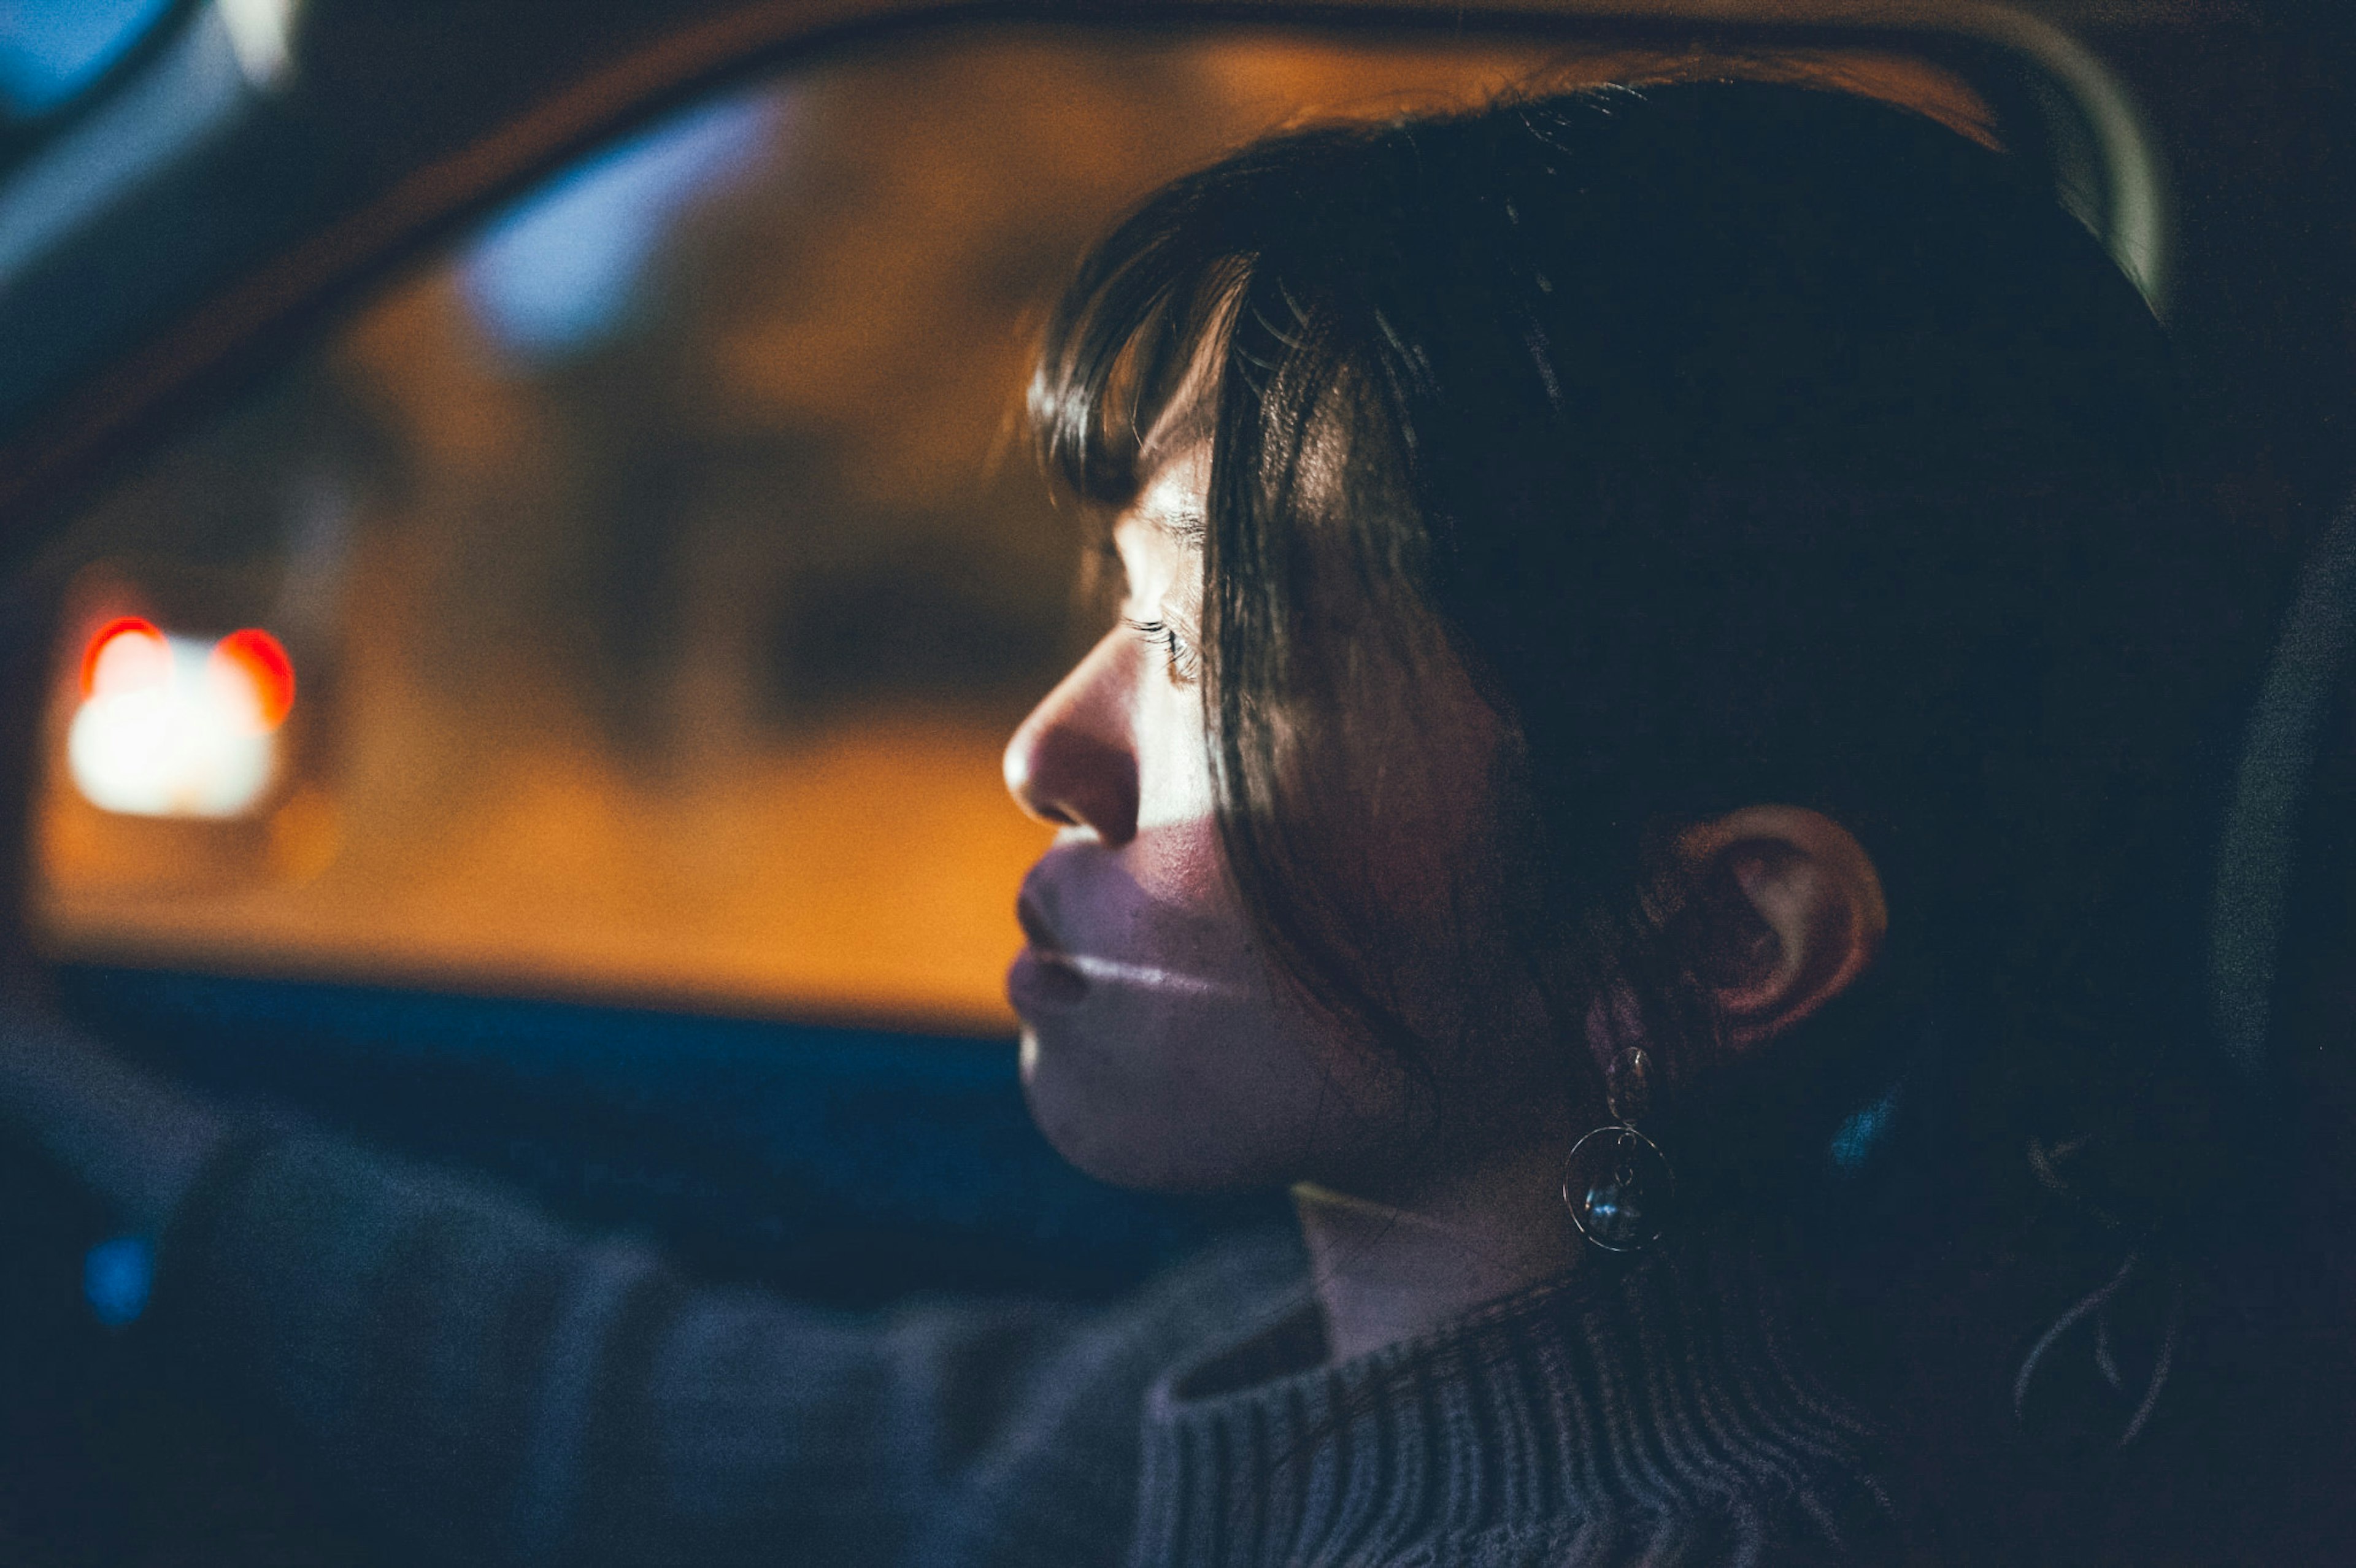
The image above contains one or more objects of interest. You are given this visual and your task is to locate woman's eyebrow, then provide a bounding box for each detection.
[1157,507,1207,547]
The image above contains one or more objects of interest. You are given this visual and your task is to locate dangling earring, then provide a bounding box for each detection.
[1561,1044,1676,1251]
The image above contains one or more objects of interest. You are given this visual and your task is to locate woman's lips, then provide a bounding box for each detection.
[1010,945,1258,1015]
[1016,890,1058,950]
[1008,872,1260,1017]
[1011,889,1087,1013]
[1009,945,1089,1013]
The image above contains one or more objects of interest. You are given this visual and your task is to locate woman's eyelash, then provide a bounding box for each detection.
[1123,617,1201,685]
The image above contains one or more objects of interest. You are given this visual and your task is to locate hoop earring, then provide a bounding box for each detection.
[1562,1045,1676,1252]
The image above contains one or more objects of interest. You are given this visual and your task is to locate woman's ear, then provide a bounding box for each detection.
[1677,805,1888,1051]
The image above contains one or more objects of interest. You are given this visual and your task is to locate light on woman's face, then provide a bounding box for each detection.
[67,620,294,818]
[1004,436,1538,1196]
[1004,447,1403,1193]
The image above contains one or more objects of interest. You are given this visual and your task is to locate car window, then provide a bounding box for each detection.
[0,0,180,122]
[26,25,1996,1034]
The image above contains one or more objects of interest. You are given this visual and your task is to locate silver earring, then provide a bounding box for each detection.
[1562,1045,1676,1251]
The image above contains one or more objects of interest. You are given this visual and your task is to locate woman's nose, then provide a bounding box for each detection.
[1005,632,1140,844]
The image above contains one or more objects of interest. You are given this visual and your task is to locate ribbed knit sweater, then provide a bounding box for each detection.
[154,1131,1903,1567]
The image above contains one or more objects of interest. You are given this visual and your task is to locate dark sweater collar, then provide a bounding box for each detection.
[1130,1242,1900,1566]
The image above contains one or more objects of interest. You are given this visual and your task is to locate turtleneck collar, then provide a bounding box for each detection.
[1128,1242,1900,1567]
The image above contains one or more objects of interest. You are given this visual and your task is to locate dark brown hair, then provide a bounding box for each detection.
[1031,80,2261,1228]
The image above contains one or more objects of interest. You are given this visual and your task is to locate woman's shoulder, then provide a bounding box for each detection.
[1371,1515,1911,1568]
[1126,1240,1906,1568]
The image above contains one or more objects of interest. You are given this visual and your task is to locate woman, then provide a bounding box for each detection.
[0,77,2276,1566]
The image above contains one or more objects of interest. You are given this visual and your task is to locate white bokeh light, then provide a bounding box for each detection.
[68,631,280,818]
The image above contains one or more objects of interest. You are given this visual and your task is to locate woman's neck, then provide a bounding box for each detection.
[1292,1137,1589,1362]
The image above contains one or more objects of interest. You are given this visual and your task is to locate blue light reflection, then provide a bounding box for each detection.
[0,0,178,117]
[1828,1086,1902,1175]
[84,1233,155,1327]
[460,93,774,359]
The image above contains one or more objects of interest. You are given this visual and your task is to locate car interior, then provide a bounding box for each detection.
[0,0,2347,1559]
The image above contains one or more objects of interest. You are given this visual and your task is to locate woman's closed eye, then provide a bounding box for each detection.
[1124,615,1201,686]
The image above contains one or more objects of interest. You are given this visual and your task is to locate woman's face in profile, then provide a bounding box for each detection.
[1002,442,1552,1196]
[1003,445,1373,1193]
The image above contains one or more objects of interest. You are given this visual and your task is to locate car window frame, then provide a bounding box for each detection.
[0,0,2171,566]
[0,0,2184,1040]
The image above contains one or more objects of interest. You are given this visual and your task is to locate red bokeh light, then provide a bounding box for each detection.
[209,628,295,732]
[79,618,167,699]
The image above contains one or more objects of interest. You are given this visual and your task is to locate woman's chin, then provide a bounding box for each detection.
[1018,1021,1281,1195]
[1020,1024,1176,1190]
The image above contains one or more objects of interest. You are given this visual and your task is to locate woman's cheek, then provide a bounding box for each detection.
[1131,653,1214,796]
[1125,815,1233,921]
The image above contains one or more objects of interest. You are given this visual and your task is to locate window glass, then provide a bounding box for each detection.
[0,0,178,120]
[30,27,1988,1032]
